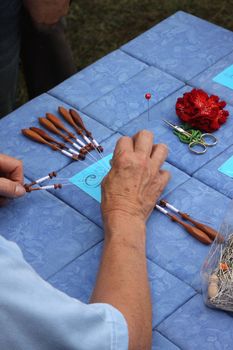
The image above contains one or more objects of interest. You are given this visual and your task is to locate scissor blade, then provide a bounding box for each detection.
[163,119,193,138]
[163,120,176,129]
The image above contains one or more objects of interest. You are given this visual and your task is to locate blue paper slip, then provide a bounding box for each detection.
[218,156,233,178]
[213,64,233,90]
[69,153,113,202]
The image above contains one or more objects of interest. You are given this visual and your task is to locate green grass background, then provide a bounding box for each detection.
[17,0,233,106]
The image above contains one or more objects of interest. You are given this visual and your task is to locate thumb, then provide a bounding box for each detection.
[0,178,26,198]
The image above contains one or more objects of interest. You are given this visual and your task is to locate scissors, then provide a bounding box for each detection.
[163,120,218,155]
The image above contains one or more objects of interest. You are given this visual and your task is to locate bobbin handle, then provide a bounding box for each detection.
[22,129,49,145]
[46,113,75,138]
[39,117,69,141]
[69,108,101,151]
[180,212,223,243]
[58,106,82,135]
[30,127,65,148]
[39,117,60,134]
[169,213,212,245]
[22,129,59,151]
[69,109,92,137]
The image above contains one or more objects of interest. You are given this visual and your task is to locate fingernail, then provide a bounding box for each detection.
[15,184,26,197]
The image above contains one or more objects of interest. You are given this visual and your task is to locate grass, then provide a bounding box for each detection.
[17,0,233,106]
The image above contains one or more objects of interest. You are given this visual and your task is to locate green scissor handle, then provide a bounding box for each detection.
[165,120,218,155]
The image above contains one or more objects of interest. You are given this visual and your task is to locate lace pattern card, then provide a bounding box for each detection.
[218,155,233,178]
[213,64,233,90]
[69,153,113,202]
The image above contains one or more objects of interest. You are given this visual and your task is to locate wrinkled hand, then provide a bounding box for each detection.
[23,0,70,25]
[0,155,26,206]
[101,131,170,223]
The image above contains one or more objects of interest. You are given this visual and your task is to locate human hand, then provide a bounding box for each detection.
[101,131,170,224]
[0,155,26,205]
[23,0,70,25]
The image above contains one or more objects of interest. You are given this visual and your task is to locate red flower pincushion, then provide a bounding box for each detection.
[176,89,229,132]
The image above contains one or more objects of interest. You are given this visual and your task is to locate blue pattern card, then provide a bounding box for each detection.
[218,155,233,178]
[69,153,113,202]
[213,64,233,90]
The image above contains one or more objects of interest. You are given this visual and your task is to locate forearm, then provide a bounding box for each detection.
[90,213,152,350]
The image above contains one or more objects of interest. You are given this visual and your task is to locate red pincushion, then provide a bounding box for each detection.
[176,89,229,132]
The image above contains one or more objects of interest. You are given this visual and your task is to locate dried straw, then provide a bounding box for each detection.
[208,233,233,311]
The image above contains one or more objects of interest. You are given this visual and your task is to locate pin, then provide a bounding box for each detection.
[145,93,152,123]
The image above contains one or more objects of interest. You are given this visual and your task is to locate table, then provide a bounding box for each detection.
[1,11,233,349]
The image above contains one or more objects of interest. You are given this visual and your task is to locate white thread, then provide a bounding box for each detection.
[72,142,81,151]
[40,185,56,190]
[61,150,73,158]
[68,148,80,155]
[76,138,86,147]
[92,139,100,147]
[84,135,91,144]
[166,203,179,213]
[35,175,49,184]
[155,205,168,215]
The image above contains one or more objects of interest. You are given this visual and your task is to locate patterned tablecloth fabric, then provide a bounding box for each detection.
[1,11,233,349]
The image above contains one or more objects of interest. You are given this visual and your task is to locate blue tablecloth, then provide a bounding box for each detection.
[1,11,233,349]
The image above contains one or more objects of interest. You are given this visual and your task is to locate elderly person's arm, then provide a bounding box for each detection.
[0,131,169,350]
[91,131,170,350]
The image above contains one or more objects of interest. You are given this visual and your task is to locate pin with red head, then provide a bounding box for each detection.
[145,93,152,124]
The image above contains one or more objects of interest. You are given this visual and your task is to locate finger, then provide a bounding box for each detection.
[0,154,24,184]
[0,178,26,198]
[133,130,154,155]
[113,136,134,160]
[150,144,168,171]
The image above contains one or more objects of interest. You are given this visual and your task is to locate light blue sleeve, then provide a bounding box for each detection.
[0,236,128,350]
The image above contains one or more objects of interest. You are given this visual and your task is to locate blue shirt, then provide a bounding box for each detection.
[0,235,128,350]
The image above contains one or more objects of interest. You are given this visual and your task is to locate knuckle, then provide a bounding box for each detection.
[136,155,149,169]
[120,135,131,142]
[158,143,169,154]
[115,152,132,168]
[116,136,131,147]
